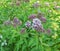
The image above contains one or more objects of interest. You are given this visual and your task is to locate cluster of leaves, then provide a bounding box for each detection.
[0,0,60,51]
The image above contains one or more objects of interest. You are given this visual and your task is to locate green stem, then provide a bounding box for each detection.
[35,32,39,51]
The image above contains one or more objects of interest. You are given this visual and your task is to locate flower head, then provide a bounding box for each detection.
[20,28,26,34]
[16,0,20,6]
[32,18,41,26]
[54,6,60,10]
[37,13,46,23]
[24,0,30,2]
[32,18,44,32]
[32,1,40,8]
[45,2,50,7]
[3,20,11,26]
[13,17,22,27]
[13,17,20,24]
[39,17,46,23]
[46,28,51,34]
[37,12,44,18]
[32,25,44,32]
[25,21,31,28]
[28,14,37,20]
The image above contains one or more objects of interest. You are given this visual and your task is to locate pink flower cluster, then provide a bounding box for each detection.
[3,17,22,27]
[3,14,51,34]
[25,13,51,34]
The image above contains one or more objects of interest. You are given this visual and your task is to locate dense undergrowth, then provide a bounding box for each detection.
[0,0,60,51]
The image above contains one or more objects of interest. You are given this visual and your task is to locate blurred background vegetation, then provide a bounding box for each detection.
[0,0,60,51]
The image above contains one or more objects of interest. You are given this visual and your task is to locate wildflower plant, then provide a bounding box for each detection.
[0,0,60,51]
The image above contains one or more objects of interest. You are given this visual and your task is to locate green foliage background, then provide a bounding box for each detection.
[0,0,60,51]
